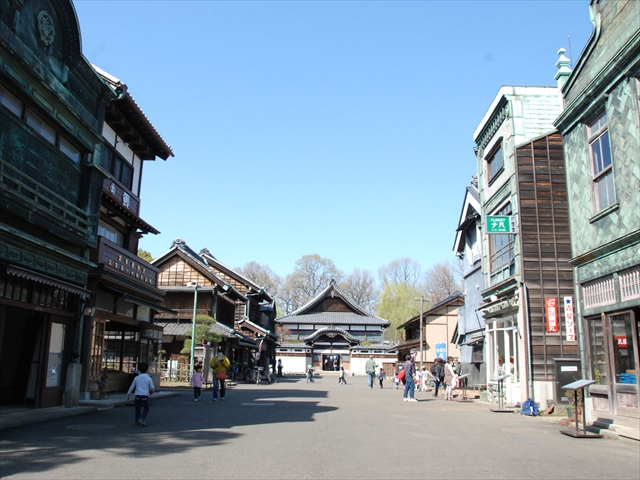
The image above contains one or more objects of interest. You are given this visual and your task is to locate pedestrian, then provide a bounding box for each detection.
[431,358,445,397]
[126,361,154,426]
[210,348,230,402]
[324,358,329,371]
[394,370,400,389]
[333,359,338,371]
[338,366,347,384]
[306,365,315,383]
[414,367,422,390]
[378,367,385,388]
[277,359,283,376]
[191,364,205,402]
[402,353,418,402]
[365,355,377,389]
[419,366,429,392]
[444,356,458,401]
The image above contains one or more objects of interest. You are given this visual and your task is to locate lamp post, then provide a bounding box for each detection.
[415,296,426,370]
[187,282,201,377]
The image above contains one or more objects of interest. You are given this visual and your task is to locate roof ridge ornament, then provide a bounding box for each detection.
[554,47,572,89]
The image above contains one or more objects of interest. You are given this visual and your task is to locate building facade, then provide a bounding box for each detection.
[1,0,111,408]
[276,280,395,375]
[554,0,640,427]
[474,86,577,406]
[453,178,486,386]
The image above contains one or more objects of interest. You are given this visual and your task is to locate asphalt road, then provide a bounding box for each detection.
[1,374,638,479]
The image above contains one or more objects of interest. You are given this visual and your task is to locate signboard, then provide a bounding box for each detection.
[564,296,576,342]
[615,336,628,348]
[435,343,447,360]
[486,216,516,234]
[545,298,559,333]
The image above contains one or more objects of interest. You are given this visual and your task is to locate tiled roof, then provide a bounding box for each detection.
[157,321,237,339]
[278,312,390,326]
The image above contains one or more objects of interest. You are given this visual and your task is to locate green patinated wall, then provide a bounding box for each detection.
[564,77,640,261]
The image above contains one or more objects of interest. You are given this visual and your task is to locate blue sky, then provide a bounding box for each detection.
[74,0,593,278]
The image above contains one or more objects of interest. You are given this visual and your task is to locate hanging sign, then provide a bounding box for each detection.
[545,298,559,333]
[563,296,576,342]
[486,216,516,234]
[435,343,447,360]
[615,336,628,348]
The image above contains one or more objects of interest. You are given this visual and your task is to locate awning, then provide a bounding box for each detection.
[6,265,91,298]
[123,294,177,316]
[460,332,485,346]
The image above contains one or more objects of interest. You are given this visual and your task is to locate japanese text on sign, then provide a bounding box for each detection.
[546,298,559,333]
[564,296,576,342]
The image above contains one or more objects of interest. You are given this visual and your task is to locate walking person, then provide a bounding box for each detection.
[431,358,445,397]
[402,353,417,402]
[378,366,385,388]
[126,362,154,426]
[191,365,205,402]
[211,348,230,402]
[420,366,430,392]
[365,355,377,389]
[277,359,283,376]
[306,365,315,383]
[338,366,347,384]
[444,357,458,401]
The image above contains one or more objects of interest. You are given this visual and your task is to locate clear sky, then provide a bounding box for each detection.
[74,0,593,278]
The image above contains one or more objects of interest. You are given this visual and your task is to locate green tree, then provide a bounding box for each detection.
[181,315,222,355]
[137,249,153,262]
[376,282,423,341]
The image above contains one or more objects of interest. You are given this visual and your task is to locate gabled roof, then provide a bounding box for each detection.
[277,279,390,327]
[453,179,481,255]
[151,239,246,301]
[303,325,360,346]
[93,65,174,161]
[397,291,464,330]
[199,250,273,302]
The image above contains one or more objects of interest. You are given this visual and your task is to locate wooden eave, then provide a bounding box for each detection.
[102,193,159,235]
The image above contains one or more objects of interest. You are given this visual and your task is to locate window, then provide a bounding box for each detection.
[100,144,133,190]
[98,220,124,247]
[0,85,23,116]
[26,110,56,145]
[487,145,503,182]
[588,112,616,211]
[489,203,515,276]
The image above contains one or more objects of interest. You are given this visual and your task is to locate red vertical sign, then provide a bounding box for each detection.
[545,298,559,333]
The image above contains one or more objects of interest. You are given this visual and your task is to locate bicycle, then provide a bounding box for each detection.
[253,367,277,385]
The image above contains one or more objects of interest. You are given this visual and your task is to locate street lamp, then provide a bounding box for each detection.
[415,296,427,370]
[187,282,201,377]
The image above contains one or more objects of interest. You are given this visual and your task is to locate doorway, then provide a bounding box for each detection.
[322,354,340,371]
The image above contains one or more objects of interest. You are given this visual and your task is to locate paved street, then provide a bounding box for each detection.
[1,374,638,480]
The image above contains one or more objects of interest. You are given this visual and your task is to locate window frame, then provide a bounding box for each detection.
[489,202,515,277]
[587,111,616,212]
[486,140,504,184]
[100,142,134,191]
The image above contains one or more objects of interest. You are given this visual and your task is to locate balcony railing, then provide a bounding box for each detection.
[0,157,94,239]
[92,236,159,288]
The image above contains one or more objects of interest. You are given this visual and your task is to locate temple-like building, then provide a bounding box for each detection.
[276,280,396,376]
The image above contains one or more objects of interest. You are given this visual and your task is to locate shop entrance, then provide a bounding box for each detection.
[0,307,45,406]
[322,354,340,371]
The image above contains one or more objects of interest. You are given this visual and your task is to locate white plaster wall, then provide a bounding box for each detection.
[350,356,390,376]
[280,356,307,374]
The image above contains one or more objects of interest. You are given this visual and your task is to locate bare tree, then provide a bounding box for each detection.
[280,254,344,314]
[378,257,422,287]
[422,262,462,305]
[339,268,379,314]
[236,261,281,298]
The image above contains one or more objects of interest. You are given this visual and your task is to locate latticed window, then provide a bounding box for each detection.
[619,267,640,302]
[588,112,616,212]
[583,276,616,309]
[489,203,515,277]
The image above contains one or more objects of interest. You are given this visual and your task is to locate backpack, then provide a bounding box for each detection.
[521,398,539,416]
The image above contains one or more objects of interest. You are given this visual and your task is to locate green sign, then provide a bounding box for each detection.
[487,215,515,234]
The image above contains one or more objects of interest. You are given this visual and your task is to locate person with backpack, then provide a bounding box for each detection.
[431,358,445,398]
[210,348,230,402]
[403,353,418,402]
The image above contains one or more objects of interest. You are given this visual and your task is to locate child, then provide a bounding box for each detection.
[394,372,400,389]
[338,366,347,385]
[191,365,205,402]
[306,365,315,383]
[378,367,385,388]
[126,362,154,426]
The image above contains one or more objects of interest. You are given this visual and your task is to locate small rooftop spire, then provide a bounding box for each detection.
[554,48,572,89]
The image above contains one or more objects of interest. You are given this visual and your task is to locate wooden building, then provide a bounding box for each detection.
[398,293,463,370]
[276,280,395,375]
[473,86,576,406]
[152,239,257,370]
[554,0,639,431]
[80,67,175,398]
[199,249,278,370]
[1,0,112,408]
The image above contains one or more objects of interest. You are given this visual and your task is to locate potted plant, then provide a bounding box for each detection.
[565,390,583,421]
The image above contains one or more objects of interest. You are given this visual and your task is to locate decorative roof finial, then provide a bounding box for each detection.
[171,238,185,248]
[554,48,572,89]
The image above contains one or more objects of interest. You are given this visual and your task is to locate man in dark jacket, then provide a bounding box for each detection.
[431,358,445,397]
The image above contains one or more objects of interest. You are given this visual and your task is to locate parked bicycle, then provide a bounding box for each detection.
[253,367,276,385]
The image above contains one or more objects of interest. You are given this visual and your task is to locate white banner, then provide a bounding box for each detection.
[564,296,576,342]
